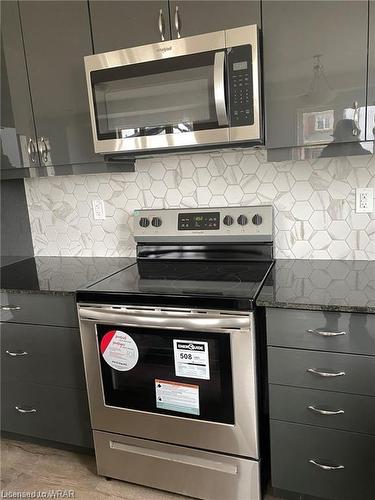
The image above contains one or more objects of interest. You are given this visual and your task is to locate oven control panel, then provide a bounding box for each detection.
[134,206,273,242]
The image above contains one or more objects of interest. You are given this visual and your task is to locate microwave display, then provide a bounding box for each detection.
[233,61,248,71]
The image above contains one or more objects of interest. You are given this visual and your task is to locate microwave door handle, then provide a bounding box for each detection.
[214,51,228,126]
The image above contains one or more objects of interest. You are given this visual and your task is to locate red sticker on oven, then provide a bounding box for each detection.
[100,330,139,371]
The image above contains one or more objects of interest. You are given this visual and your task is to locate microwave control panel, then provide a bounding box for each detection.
[227,45,254,127]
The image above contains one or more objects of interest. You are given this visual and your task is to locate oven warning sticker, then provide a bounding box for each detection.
[155,379,199,415]
[173,340,210,380]
[100,330,139,371]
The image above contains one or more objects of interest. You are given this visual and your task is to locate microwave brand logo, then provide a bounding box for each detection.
[157,46,172,53]
[177,342,205,351]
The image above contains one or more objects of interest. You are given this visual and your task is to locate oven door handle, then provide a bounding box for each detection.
[214,51,228,126]
[78,307,249,332]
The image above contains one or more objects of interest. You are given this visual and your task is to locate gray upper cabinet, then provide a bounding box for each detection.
[169,1,261,39]
[367,0,375,141]
[263,1,369,151]
[90,1,171,53]
[18,0,99,168]
[0,1,39,171]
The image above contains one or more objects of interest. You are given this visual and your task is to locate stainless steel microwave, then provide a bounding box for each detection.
[84,25,261,156]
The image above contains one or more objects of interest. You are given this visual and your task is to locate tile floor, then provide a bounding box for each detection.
[1,438,282,500]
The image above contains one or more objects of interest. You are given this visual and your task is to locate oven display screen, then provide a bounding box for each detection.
[178,212,220,230]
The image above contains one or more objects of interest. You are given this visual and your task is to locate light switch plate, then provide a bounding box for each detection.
[355,187,374,213]
[92,199,106,220]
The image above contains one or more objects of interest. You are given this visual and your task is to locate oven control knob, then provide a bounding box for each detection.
[223,215,234,226]
[152,216,162,227]
[139,217,150,228]
[252,214,263,226]
[237,214,248,226]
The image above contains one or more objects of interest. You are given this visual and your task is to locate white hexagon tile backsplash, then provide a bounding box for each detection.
[24,148,375,259]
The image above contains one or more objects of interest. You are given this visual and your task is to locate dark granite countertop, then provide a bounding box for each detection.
[257,259,375,314]
[0,256,135,295]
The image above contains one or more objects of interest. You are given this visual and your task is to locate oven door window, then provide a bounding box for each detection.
[90,51,222,140]
[96,324,234,424]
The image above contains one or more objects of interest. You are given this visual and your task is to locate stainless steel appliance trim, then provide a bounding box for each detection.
[110,440,238,474]
[78,305,259,458]
[78,305,250,334]
[134,234,273,243]
[214,51,228,126]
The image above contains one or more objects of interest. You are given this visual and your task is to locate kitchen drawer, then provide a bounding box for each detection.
[270,385,375,436]
[94,430,261,500]
[0,292,78,327]
[0,322,86,389]
[267,308,375,356]
[270,420,375,500]
[1,380,93,448]
[268,347,375,397]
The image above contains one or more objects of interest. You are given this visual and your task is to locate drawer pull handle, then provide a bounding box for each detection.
[307,368,346,378]
[308,405,345,416]
[307,328,346,337]
[15,406,37,414]
[309,459,344,471]
[6,350,28,357]
[1,305,21,311]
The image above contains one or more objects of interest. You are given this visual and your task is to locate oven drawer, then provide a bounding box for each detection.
[269,385,375,436]
[270,420,375,500]
[94,430,260,500]
[268,347,375,396]
[1,380,93,448]
[0,322,86,388]
[266,308,375,355]
[0,292,78,327]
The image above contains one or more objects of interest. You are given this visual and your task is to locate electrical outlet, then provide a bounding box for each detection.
[92,199,106,220]
[355,187,374,213]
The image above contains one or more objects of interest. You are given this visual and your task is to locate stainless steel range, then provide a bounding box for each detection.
[77,206,273,500]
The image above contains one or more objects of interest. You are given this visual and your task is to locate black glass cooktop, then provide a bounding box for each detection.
[77,259,274,311]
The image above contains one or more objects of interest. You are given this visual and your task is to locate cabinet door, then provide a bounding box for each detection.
[169,1,260,39]
[263,1,368,151]
[90,1,171,53]
[367,0,375,141]
[0,0,39,170]
[19,0,99,167]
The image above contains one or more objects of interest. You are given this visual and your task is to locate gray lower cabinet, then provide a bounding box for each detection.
[0,292,92,449]
[168,1,261,39]
[267,307,375,500]
[270,420,375,500]
[1,380,92,448]
[90,1,171,53]
[263,1,369,150]
[270,385,375,436]
[267,308,375,356]
[367,0,375,141]
[0,1,39,171]
[18,0,99,168]
[1,323,86,388]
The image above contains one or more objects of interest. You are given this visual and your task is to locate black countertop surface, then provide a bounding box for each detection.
[0,256,135,295]
[257,259,375,314]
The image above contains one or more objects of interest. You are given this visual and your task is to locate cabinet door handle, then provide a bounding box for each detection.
[307,368,346,378]
[6,350,28,357]
[307,328,346,337]
[352,101,361,136]
[308,405,344,416]
[1,305,21,311]
[174,5,181,38]
[39,137,49,163]
[158,9,165,41]
[309,459,344,471]
[15,406,37,414]
[27,138,37,164]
